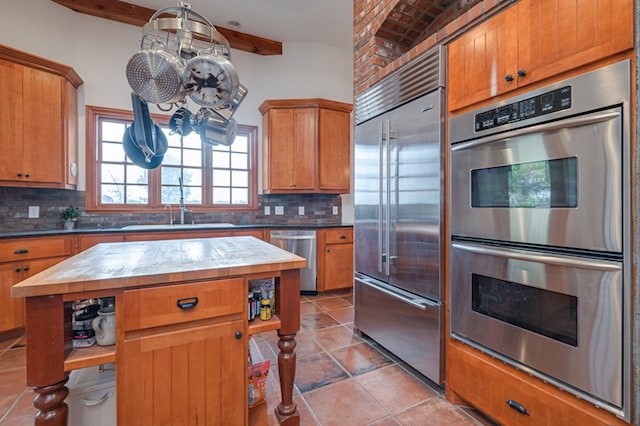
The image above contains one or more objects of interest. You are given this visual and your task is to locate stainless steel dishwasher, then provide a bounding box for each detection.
[269,230,317,294]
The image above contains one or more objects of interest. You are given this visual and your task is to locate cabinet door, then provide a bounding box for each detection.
[21,66,64,184]
[447,6,518,111]
[0,263,25,331]
[323,243,354,291]
[318,108,350,192]
[118,319,246,425]
[0,59,24,182]
[266,108,316,191]
[517,0,633,88]
[0,257,63,332]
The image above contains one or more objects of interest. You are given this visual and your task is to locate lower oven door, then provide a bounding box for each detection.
[450,241,623,410]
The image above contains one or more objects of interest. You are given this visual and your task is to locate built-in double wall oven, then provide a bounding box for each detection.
[449,60,631,421]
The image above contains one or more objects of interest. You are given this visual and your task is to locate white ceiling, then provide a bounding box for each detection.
[130,0,354,50]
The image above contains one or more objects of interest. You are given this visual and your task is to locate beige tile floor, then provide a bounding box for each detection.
[0,290,496,425]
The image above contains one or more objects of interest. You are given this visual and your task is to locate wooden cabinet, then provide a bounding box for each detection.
[317,227,353,292]
[260,98,352,194]
[446,341,628,425]
[0,45,82,188]
[447,0,633,111]
[118,278,247,425]
[0,236,75,332]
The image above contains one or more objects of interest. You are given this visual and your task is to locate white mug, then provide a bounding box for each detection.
[92,307,116,346]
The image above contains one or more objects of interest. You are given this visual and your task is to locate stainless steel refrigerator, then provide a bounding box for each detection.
[353,46,445,384]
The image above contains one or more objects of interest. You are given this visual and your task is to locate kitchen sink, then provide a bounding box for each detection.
[120,223,235,230]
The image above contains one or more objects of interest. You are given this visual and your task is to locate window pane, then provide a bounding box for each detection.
[183,168,202,186]
[102,142,126,162]
[101,184,125,203]
[213,169,230,186]
[232,170,248,187]
[126,185,148,204]
[126,165,148,184]
[185,186,202,204]
[161,186,179,204]
[103,122,127,142]
[213,187,230,204]
[231,153,247,169]
[102,164,124,184]
[183,149,202,167]
[231,188,248,204]
[164,147,182,166]
[161,167,182,185]
[182,133,202,149]
[212,151,230,168]
[232,135,248,152]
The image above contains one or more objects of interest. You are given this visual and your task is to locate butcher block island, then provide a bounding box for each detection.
[11,236,306,426]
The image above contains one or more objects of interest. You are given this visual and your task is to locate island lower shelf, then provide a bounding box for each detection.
[63,314,282,372]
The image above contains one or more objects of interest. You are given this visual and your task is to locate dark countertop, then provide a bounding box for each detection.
[0,223,353,240]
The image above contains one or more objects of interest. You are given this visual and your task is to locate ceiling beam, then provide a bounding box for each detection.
[51,0,283,55]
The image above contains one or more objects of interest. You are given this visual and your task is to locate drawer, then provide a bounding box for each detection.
[323,228,353,244]
[0,236,75,262]
[121,278,245,331]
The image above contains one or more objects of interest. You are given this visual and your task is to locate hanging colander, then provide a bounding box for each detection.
[126,45,185,104]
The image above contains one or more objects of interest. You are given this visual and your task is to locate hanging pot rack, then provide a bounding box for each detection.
[124,1,247,168]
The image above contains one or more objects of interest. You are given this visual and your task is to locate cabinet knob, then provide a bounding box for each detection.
[235,331,243,340]
[505,74,514,82]
[17,173,22,178]
[23,266,29,272]
[25,174,30,178]
[14,249,29,254]
[517,69,527,77]
[15,267,21,273]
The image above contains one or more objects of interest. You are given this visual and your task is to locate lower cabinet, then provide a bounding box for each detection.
[446,341,628,426]
[0,236,74,333]
[317,228,354,292]
[117,278,247,425]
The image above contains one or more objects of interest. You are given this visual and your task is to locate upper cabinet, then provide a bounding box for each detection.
[0,45,83,189]
[447,0,633,112]
[259,98,353,194]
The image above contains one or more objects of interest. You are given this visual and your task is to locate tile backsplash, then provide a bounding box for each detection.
[0,188,342,232]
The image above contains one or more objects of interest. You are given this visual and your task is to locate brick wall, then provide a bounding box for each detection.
[353,0,512,96]
[0,188,342,232]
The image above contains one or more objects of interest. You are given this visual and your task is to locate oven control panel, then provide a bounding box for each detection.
[474,86,572,132]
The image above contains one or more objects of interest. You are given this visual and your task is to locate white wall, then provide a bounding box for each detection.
[1,0,354,223]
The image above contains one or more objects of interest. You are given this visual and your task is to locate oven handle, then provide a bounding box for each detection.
[378,120,384,273]
[452,242,622,271]
[451,111,620,151]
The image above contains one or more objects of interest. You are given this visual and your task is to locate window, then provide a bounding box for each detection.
[86,106,257,212]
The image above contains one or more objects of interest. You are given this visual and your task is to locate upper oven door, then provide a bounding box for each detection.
[451,107,622,253]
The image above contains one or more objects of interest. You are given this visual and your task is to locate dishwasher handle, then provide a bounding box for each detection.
[270,235,316,241]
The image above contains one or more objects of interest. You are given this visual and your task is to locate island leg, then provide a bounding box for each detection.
[25,295,71,426]
[274,269,301,426]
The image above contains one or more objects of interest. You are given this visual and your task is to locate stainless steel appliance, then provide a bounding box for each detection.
[449,60,631,421]
[269,230,317,294]
[354,46,445,384]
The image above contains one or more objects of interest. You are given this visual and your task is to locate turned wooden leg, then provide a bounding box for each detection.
[33,376,69,426]
[275,332,299,426]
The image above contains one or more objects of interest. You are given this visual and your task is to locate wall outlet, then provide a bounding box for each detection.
[333,206,339,215]
[275,206,284,215]
[28,206,39,218]
[264,206,271,216]
[298,206,305,216]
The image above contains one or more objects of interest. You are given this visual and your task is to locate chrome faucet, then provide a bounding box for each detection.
[178,177,193,225]
[163,204,174,225]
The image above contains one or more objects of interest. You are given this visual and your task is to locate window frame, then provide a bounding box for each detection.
[85,105,258,213]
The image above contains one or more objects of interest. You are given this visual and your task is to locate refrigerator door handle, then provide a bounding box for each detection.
[357,276,438,310]
[378,120,384,273]
[385,118,392,276]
